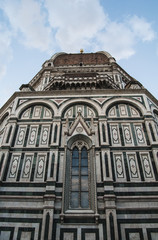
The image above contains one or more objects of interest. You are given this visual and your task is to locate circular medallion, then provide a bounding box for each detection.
[76,127,83,133]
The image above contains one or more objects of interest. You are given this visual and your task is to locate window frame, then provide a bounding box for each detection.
[70,143,90,210]
[63,135,96,215]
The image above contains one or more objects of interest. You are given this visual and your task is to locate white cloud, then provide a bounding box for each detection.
[45,0,107,52]
[44,0,155,59]
[0,0,156,108]
[1,0,52,52]
[0,0,156,62]
[95,21,136,60]
[128,15,155,42]
[99,16,155,59]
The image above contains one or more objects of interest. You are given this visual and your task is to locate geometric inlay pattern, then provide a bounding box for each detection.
[114,154,124,178]
[107,104,140,118]
[9,155,20,178]
[123,125,132,144]
[129,232,140,240]
[28,126,38,146]
[21,105,52,119]
[111,125,120,144]
[64,105,95,118]
[119,104,127,116]
[22,155,33,178]
[141,154,153,178]
[40,126,49,145]
[127,154,138,178]
[22,108,31,119]
[16,126,27,146]
[33,106,42,118]
[130,106,139,116]
[36,155,46,178]
[109,106,116,117]
[135,125,145,144]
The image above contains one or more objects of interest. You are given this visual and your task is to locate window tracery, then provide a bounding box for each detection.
[70,141,90,209]
[64,137,96,213]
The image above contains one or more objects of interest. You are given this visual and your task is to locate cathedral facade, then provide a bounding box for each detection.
[0,51,158,240]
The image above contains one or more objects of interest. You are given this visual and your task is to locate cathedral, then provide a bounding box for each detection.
[0,51,158,240]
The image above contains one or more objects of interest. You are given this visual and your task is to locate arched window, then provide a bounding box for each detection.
[64,136,97,214]
[70,146,89,209]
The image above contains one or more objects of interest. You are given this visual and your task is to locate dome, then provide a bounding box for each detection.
[50,51,116,67]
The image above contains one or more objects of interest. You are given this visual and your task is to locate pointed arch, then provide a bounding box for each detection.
[64,134,97,214]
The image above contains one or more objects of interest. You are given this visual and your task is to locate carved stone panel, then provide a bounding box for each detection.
[111,125,120,144]
[129,232,140,240]
[135,125,145,144]
[119,104,127,116]
[8,155,20,179]
[35,154,46,180]
[16,126,27,146]
[127,154,139,179]
[123,125,132,144]
[40,126,50,145]
[27,126,38,146]
[21,155,33,179]
[114,154,125,179]
[141,154,153,179]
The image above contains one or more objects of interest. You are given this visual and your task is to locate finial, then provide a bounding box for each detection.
[80,49,84,54]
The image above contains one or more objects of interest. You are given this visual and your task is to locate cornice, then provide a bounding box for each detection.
[0,88,157,115]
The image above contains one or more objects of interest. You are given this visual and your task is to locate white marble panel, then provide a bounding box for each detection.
[129,232,140,240]
[0,231,10,240]
[85,233,96,240]
[21,231,31,240]
[63,232,74,240]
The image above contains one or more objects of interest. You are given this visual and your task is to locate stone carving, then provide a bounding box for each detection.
[16,127,26,145]
[33,106,41,117]
[111,125,119,144]
[28,127,37,145]
[9,156,20,178]
[36,156,45,178]
[109,106,116,116]
[22,156,32,178]
[41,126,49,145]
[128,155,138,178]
[135,125,145,143]
[141,154,152,178]
[119,104,127,116]
[22,108,31,118]
[115,155,124,178]
[129,232,140,240]
[130,107,139,116]
[123,125,132,144]
[76,126,83,133]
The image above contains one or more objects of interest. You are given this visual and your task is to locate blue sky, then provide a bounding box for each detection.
[0,0,158,107]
